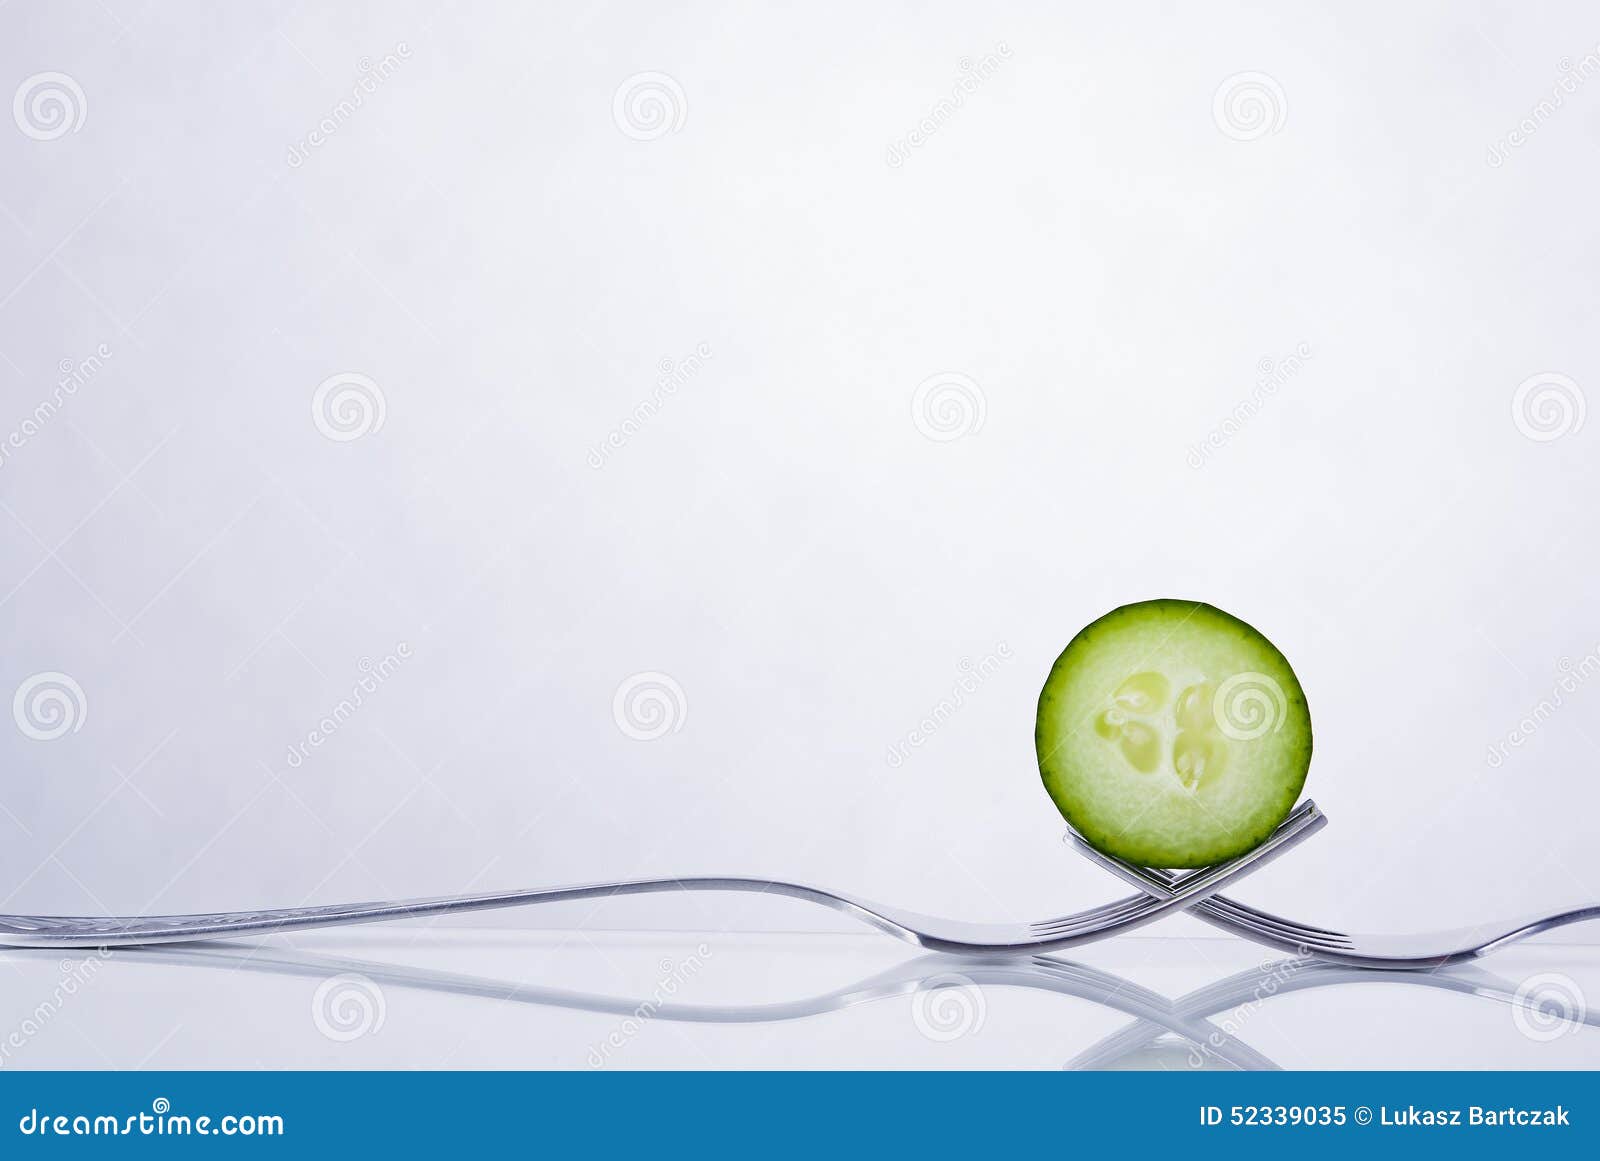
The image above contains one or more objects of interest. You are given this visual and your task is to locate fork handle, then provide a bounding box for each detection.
[0,878,856,949]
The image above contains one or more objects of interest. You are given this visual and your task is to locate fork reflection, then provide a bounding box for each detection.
[7,938,1592,1069]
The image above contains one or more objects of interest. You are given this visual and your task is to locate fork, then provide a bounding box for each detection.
[0,801,1324,951]
[1073,833,1600,969]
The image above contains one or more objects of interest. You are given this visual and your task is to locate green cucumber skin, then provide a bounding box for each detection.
[1036,599,1312,869]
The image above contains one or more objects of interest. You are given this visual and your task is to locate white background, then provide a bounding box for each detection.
[1,1,1598,948]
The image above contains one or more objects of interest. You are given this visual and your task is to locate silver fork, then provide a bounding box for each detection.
[1073,833,1600,969]
[0,801,1324,951]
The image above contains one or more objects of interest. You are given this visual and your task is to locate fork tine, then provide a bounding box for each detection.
[1134,864,1353,944]
[1191,900,1352,952]
[1030,896,1153,937]
[1030,802,1326,945]
[1071,813,1355,950]
[1201,897,1353,947]
[1136,864,1352,943]
[1032,865,1271,937]
[1024,859,1254,936]
[1093,856,1347,947]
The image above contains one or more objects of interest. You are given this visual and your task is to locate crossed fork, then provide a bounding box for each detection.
[1,800,1595,966]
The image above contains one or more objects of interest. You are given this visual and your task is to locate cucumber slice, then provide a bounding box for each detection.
[1036,599,1311,868]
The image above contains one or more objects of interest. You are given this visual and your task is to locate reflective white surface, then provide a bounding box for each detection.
[4,1,1600,951]
[3,927,1597,1069]
[3,0,1599,1075]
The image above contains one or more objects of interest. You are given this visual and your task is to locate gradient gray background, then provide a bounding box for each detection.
[1,1,1597,946]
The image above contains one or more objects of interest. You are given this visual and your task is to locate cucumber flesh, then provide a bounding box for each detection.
[1035,600,1312,868]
